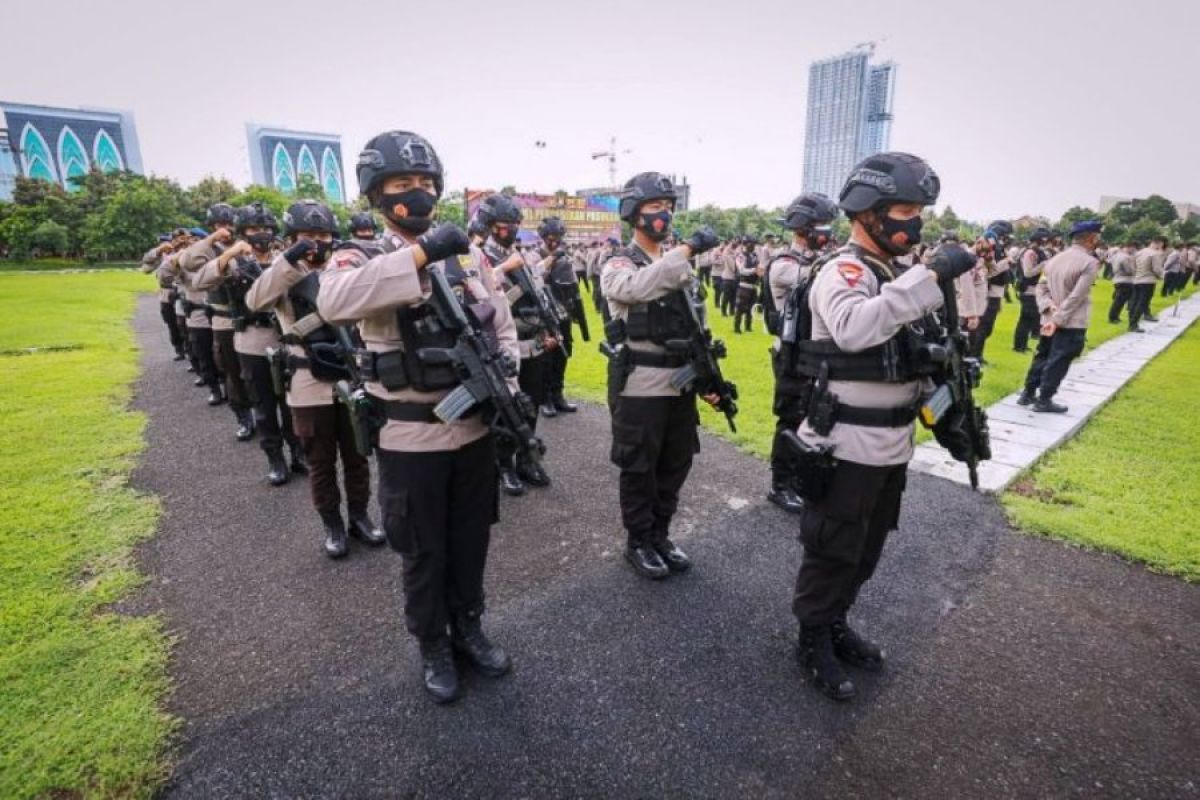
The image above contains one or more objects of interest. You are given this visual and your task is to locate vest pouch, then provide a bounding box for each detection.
[305,342,353,383]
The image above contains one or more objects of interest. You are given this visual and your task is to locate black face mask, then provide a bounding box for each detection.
[309,239,333,264]
[247,232,274,252]
[378,188,437,233]
[872,213,923,256]
[639,210,672,242]
[493,226,518,247]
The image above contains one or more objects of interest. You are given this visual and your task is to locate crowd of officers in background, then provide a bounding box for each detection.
[139,135,1188,708]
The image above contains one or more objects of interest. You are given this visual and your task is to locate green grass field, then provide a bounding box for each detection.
[565,275,1194,457]
[1003,319,1200,580]
[0,272,172,799]
[0,259,137,273]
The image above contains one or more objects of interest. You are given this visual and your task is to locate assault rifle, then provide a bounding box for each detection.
[510,264,563,347]
[331,325,380,458]
[919,273,992,489]
[420,267,545,462]
[666,288,739,432]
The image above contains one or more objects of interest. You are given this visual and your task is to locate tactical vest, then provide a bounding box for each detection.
[1017,247,1047,290]
[204,243,230,308]
[282,271,353,383]
[226,257,275,331]
[778,247,943,385]
[620,245,693,345]
[764,249,812,334]
[336,238,473,393]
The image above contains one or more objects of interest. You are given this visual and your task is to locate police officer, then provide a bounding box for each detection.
[480,194,556,495]
[1017,220,1103,412]
[732,235,761,333]
[765,192,838,514]
[245,200,384,557]
[600,172,720,579]
[1107,240,1137,323]
[538,216,582,415]
[191,203,256,441]
[348,211,379,241]
[317,130,518,704]
[196,203,306,485]
[789,153,975,700]
[141,232,188,361]
[1129,236,1167,330]
[1013,227,1052,352]
[972,220,1014,362]
[177,214,234,406]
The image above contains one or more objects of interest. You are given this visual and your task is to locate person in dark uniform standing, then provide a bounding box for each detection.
[196,203,306,485]
[765,192,839,514]
[732,235,761,333]
[480,194,556,496]
[178,213,235,407]
[789,153,975,701]
[141,233,188,361]
[1017,220,1103,413]
[1012,228,1052,352]
[600,172,720,579]
[538,216,582,416]
[246,200,384,557]
[318,130,518,703]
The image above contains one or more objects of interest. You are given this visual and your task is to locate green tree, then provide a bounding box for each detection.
[294,174,326,201]
[184,175,240,219]
[1171,218,1200,243]
[31,220,69,256]
[1057,206,1099,233]
[12,176,68,207]
[1138,194,1178,226]
[437,191,466,228]
[82,180,188,261]
[1125,217,1164,244]
[227,185,292,220]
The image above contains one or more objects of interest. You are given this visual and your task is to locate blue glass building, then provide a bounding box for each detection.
[0,102,144,200]
[801,45,897,200]
[246,124,345,204]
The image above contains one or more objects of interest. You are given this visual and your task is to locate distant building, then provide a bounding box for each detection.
[0,101,143,200]
[246,124,346,204]
[576,174,690,213]
[1099,195,1200,222]
[802,44,897,199]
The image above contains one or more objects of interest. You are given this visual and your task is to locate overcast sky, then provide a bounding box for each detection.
[3,0,1196,221]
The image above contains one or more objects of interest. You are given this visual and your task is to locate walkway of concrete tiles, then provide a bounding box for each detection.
[911,291,1200,493]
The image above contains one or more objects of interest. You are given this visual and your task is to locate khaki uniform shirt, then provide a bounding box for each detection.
[195,254,280,356]
[795,249,944,467]
[1133,247,1165,285]
[1020,248,1045,296]
[1110,251,1134,284]
[767,244,816,311]
[317,233,520,453]
[600,244,695,397]
[1035,244,1100,329]
[178,239,224,329]
[141,247,175,303]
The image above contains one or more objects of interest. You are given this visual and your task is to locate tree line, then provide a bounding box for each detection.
[0,168,1194,262]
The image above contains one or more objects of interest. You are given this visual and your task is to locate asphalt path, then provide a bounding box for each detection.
[125,296,1199,799]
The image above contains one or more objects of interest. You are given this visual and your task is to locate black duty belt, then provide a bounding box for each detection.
[375,398,477,424]
[286,354,311,371]
[241,315,275,328]
[628,350,689,369]
[209,307,233,318]
[834,402,921,428]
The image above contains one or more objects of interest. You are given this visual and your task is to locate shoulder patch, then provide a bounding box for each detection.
[333,252,360,270]
[605,256,636,270]
[836,262,865,287]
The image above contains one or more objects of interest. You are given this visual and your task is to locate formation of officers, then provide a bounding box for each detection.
[142,133,1128,706]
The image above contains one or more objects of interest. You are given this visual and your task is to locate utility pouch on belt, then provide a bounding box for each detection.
[806,363,838,437]
[266,346,288,397]
[335,380,382,458]
[780,429,836,502]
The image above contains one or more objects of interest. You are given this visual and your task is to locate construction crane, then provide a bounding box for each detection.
[591,136,631,188]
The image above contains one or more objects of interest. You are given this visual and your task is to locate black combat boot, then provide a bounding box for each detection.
[1033,397,1068,414]
[173,346,186,361]
[347,510,386,546]
[767,484,805,514]
[419,638,461,704]
[831,617,884,672]
[652,538,691,573]
[288,441,309,474]
[235,409,255,441]
[266,448,289,486]
[798,624,856,701]
[319,509,348,559]
[625,538,670,580]
[207,384,226,406]
[553,394,578,413]
[499,467,525,497]
[451,611,512,678]
[540,401,558,418]
[1016,389,1036,406]
[193,375,206,386]
[516,455,551,488]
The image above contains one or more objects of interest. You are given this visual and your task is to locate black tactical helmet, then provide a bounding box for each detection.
[778,192,839,230]
[538,216,567,239]
[618,172,677,223]
[356,130,444,197]
[467,214,488,240]
[838,152,940,215]
[987,220,1014,238]
[283,200,338,235]
[348,211,377,233]
[477,194,523,226]
[1029,227,1053,242]
[235,202,278,233]
[206,202,238,226]
[939,230,960,243]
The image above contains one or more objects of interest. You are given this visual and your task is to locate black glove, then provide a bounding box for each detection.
[932,410,974,462]
[928,243,977,282]
[684,226,720,255]
[283,239,314,266]
[417,224,470,264]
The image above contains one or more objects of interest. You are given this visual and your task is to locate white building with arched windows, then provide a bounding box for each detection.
[0,102,143,200]
[245,124,345,204]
